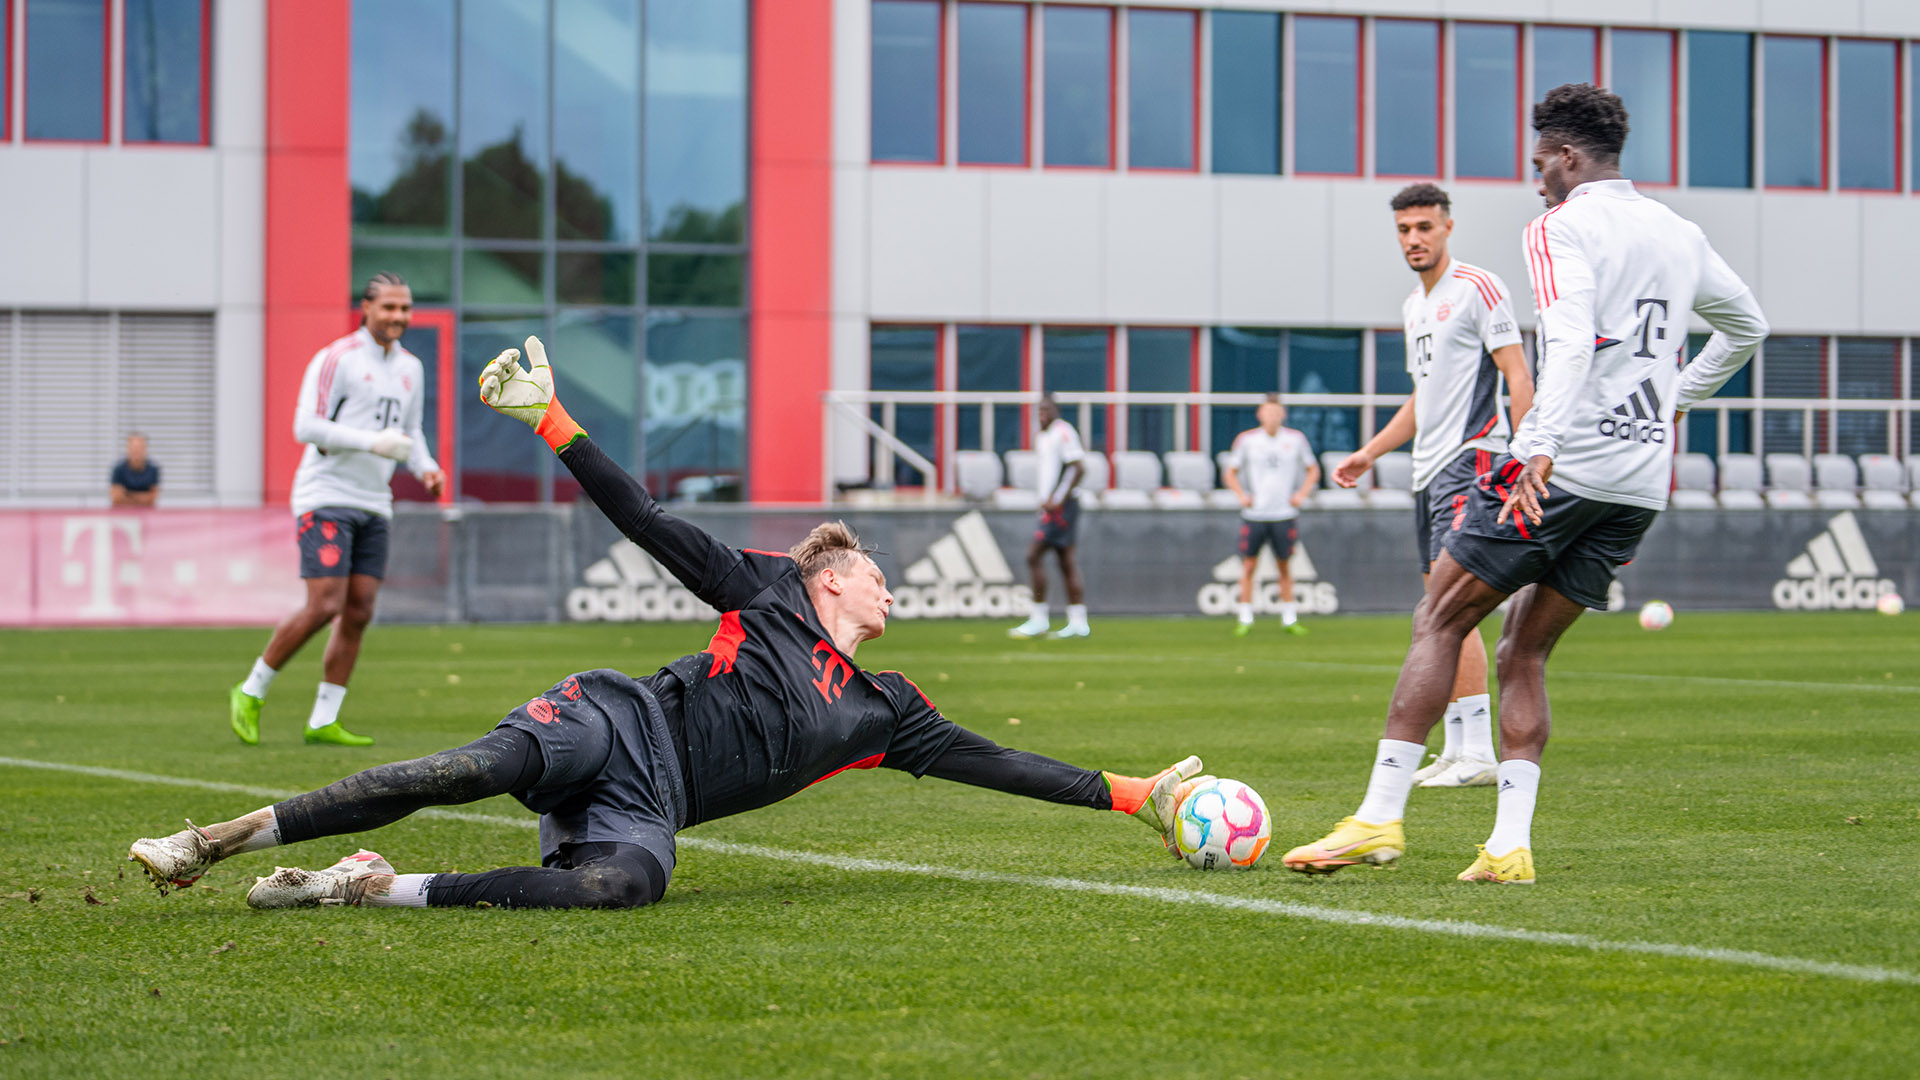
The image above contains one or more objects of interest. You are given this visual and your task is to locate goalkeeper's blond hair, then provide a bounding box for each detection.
[789,521,872,584]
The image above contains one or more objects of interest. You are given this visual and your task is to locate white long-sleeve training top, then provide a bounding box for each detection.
[290,327,439,518]
[1513,179,1769,510]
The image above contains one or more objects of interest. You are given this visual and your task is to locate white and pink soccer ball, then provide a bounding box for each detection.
[1638,600,1674,631]
[1173,778,1271,870]
[1878,592,1905,616]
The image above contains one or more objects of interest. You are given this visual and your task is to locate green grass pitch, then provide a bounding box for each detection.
[2,612,1917,1078]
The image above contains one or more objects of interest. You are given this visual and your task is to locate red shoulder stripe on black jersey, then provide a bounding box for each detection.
[705,610,745,677]
[741,548,792,558]
[805,752,886,789]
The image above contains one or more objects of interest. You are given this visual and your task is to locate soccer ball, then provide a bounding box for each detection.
[1173,778,1271,870]
[1638,600,1674,631]
[1878,592,1904,616]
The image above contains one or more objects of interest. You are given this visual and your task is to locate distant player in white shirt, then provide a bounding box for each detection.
[1222,395,1319,635]
[228,272,445,748]
[1287,85,1767,884]
[1333,183,1536,787]
[1009,395,1092,638]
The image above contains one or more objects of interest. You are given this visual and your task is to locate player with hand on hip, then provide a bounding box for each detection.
[1284,84,1766,884]
[227,272,445,748]
[1331,183,1535,787]
[129,338,1204,910]
[1222,394,1319,636]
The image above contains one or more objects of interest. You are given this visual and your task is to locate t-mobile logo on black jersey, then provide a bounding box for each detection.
[1597,378,1668,445]
[891,511,1031,619]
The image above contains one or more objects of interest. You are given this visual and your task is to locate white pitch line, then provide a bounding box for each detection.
[4,755,1916,988]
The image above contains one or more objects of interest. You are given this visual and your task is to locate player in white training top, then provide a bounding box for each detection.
[1010,395,1092,638]
[1222,394,1319,636]
[1287,84,1767,884]
[228,272,445,748]
[1333,183,1536,788]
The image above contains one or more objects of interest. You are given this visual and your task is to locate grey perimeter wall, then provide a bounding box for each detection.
[378,505,1918,624]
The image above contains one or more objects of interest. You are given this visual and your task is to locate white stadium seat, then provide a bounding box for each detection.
[1716,453,1765,510]
[1811,453,1860,509]
[991,488,1040,510]
[1152,488,1207,510]
[1003,450,1037,493]
[1311,488,1366,509]
[1373,452,1414,491]
[1206,488,1246,511]
[1162,451,1215,493]
[1669,489,1719,509]
[1669,453,1716,510]
[1858,455,1909,510]
[1100,489,1153,509]
[954,450,1002,501]
[1110,450,1163,493]
[1077,452,1111,503]
[1763,453,1813,509]
[1366,488,1416,510]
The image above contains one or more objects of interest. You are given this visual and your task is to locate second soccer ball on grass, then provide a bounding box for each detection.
[1173,778,1271,870]
[1638,600,1674,631]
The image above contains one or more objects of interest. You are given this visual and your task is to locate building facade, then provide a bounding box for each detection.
[1,0,1916,507]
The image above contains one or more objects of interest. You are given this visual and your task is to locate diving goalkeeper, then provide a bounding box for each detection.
[128,338,1205,910]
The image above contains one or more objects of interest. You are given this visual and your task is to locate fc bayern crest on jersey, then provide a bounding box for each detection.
[1435,301,1452,322]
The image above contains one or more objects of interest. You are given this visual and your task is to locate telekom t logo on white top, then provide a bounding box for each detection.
[61,516,142,617]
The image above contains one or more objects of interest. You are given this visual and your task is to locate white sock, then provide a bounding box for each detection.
[232,807,283,853]
[1066,604,1088,628]
[241,657,277,699]
[1438,701,1463,761]
[1484,759,1542,856]
[1279,601,1298,626]
[1235,602,1254,624]
[1028,601,1049,624]
[1354,739,1426,824]
[1458,693,1495,761]
[363,872,434,908]
[307,682,347,730]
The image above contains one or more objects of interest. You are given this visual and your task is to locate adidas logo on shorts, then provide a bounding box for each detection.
[890,511,1031,619]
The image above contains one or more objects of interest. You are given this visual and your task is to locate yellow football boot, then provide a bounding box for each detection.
[1457,844,1535,885]
[1281,816,1404,875]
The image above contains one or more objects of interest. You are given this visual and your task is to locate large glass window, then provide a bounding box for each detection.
[1043,5,1112,168]
[1209,11,1280,175]
[1612,29,1674,185]
[1455,23,1519,180]
[1293,17,1360,174]
[1533,25,1597,103]
[1210,327,1279,456]
[958,2,1028,165]
[958,325,1024,457]
[645,313,746,500]
[461,315,549,501]
[461,0,547,239]
[352,0,455,239]
[1835,338,1899,456]
[25,0,107,141]
[1765,37,1825,189]
[554,0,641,243]
[1043,327,1110,449]
[1375,20,1441,177]
[1687,31,1752,189]
[1127,328,1191,453]
[123,0,206,144]
[1372,332,1412,450]
[647,0,748,244]
[1127,9,1195,170]
[1288,329,1361,454]
[1761,336,1827,455]
[868,326,939,488]
[872,0,942,163]
[1837,39,1899,191]
[551,312,640,501]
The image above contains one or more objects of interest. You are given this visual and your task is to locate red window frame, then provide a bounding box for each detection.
[870,0,945,166]
[1123,6,1200,174]
[1836,37,1903,194]
[1374,17,1444,180]
[1764,34,1829,191]
[955,0,1031,168]
[1451,20,1524,182]
[122,0,212,146]
[22,0,113,145]
[1292,14,1364,177]
[1040,3,1115,171]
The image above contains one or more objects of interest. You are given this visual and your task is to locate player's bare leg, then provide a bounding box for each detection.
[229,578,350,745]
[1284,552,1507,873]
[301,573,380,746]
[1233,556,1259,635]
[1050,546,1090,637]
[1457,583,1583,884]
[1011,538,1052,637]
[1418,618,1496,786]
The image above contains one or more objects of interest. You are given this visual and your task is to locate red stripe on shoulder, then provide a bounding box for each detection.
[805,752,886,790]
[1454,267,1500,308]
[704,611,745,677]
[742,548,792,558]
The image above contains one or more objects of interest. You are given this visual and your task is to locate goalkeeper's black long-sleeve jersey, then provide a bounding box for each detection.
[556,437,1112,827]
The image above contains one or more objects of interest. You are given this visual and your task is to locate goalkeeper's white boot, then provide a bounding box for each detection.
[128,819,219,895]
[1418,756,1497,788]
[1411,752,1456,784]
[247,850,397,909]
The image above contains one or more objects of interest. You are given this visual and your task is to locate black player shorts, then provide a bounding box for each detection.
[296,507,390,580]
[1034,495,1081,550]
[1235,518,1297,561]
[1440,455,1658,610]
[1412,449,1494,574]
[495,668,688,877]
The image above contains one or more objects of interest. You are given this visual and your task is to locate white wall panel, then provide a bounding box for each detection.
[1328,182,1413,325]
[1560,0,1654,23]
[1758,196,1860,332]
[1102,177,1217,321]
[1657,190,1763,307]
[86,152,221,308]
[219,151,266,307]
[1443,184,1547,309]
[1216,178,1331,323]
[214,0,266,150]
[868,169,990,318]
[834,165,871,317]
[1759,0,1860,33]
[214,307,264,504]
[0,150,88,305]
[1656,0,1762,29]
[985,172,1106,319]
[1859,0,1920,36]
[1858,199,1920,334]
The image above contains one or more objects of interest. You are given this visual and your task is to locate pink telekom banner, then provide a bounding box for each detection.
[0,510,307,627]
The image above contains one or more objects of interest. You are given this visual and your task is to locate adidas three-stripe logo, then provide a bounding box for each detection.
[1611,378,1663,421]
[1596,378,1670,444]
[892,512,1032,619]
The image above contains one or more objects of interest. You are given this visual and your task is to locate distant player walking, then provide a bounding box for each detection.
[129,338,1203,910]
[1009,394,1092,639]
[1284,85,1767,883]
[1222,394,1318,636]
[1332,183,1535,786]
[227,272,444,747]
